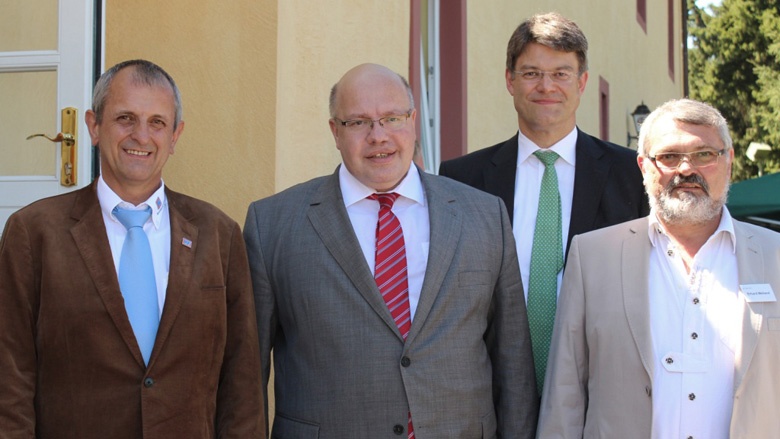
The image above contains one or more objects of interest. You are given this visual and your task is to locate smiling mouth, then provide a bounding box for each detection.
[126,149,151,157]
[371,153,392,159]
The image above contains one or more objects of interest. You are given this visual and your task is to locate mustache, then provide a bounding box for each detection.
[664,173,709,196]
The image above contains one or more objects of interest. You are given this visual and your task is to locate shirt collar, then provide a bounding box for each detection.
[516,127,578,167]
[647,206,736,253]
[339,163,426,208]
[97,175,167,230]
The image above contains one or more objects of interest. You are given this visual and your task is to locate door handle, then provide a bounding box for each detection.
[27,107,78,186]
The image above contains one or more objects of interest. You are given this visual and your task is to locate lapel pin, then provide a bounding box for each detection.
[182,238,192,248]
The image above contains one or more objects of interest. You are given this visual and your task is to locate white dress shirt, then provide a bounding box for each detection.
[339,164,429,321]
[98,176,170,318]
[512,128,576,301]
[647,208,740,439]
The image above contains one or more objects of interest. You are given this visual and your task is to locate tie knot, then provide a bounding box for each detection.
[114,206,152,230]
[534,149,560,167]
[369,192,400,210]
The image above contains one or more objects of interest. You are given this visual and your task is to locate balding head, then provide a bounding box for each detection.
[328,63,417,192]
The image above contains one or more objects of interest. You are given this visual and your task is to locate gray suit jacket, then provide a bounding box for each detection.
[537,216,780,438]
[244,167,538,438]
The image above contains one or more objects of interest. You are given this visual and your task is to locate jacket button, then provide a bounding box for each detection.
[144,377,155,388]
[393,424,404,435]
[401,357,411,367]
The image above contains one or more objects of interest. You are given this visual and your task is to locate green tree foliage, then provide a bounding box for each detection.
[688,0,780,179]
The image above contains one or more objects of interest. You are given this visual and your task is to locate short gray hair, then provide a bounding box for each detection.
[92,59,183,130]
[637,99,732,156]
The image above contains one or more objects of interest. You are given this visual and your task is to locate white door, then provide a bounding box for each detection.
[0,0,96,236]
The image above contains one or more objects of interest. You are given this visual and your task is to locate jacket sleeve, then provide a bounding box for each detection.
[0,213,38,438]
[243,203,277,435]
[536,235,589,438]
[488,197,539,438]
[215,220,267,438]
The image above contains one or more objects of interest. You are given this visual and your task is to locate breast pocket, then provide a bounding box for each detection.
[272,413,320,439]
[459,270,492,287]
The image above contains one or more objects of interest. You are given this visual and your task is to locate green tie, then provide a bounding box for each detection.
[528,149,564,395]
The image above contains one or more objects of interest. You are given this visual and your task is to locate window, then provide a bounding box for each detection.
[637,0,647,33]
[599,77,610,141]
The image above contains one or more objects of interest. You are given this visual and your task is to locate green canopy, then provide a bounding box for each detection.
[727,172,780,219]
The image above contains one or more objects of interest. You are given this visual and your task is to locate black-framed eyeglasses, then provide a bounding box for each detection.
[647,149,726,170]
[333,110,413,133]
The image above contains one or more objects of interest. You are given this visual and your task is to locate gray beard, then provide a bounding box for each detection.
[648,173,729,225]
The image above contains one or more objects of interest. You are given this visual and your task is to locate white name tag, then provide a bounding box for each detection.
[739,284,777,303]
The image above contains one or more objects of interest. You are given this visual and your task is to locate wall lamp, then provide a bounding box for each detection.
[626,102,651,147]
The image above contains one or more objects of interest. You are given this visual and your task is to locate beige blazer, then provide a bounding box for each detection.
[537,216,780,439]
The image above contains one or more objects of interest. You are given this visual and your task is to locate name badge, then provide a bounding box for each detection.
[739,284,777,303]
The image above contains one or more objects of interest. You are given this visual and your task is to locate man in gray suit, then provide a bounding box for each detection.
[538,99,780,437]
[244,63,538,438]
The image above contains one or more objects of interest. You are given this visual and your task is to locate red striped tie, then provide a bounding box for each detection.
[369,193,414,438]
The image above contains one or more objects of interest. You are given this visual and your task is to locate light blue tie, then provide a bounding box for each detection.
[527,150,564,394]
[114,206,159,365]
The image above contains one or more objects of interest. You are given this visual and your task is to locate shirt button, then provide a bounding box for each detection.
[144,377,154,388]
[393,424,404,435]
[665,357,673,364]
[689,393,696,400]
[691,332,698,340]
[667,249,674,256]
[401,357,411,367]
[693,297,700,304]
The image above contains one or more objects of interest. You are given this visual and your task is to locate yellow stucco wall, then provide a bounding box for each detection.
[106,2,681,224]
[106,2,408,223]
[106,1,278,223]
[274,2,409,192]
[467,1,684,152]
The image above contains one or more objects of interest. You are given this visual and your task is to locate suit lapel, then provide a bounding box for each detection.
[405,172,461,344]
[569,131,610,248]
[306,171,404,339]
[150,190,199,367]
[733,221,763,391]
[70,183,146,368]
[484,135,519,222]
[621,218,655,380]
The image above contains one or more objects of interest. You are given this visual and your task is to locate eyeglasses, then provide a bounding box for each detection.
[513,70,577,83]
[647,149,726,170]
[333,111,413,133]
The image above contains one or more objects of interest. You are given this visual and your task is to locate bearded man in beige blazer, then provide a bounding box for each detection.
[538,98,780,438]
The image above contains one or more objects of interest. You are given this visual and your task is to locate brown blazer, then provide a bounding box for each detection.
[0,182,265,439]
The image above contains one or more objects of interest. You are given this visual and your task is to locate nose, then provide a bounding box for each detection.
[366,119,389,143]
[675,157,696,175]
[535,73,557,90]
[130,122,151,144]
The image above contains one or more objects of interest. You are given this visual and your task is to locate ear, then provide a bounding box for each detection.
[577,71,589,95]
[169,120,185,155]
[85,110,100,146]
[637,154,646,171]
[329,118,341,150]
[505,69,516,96]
